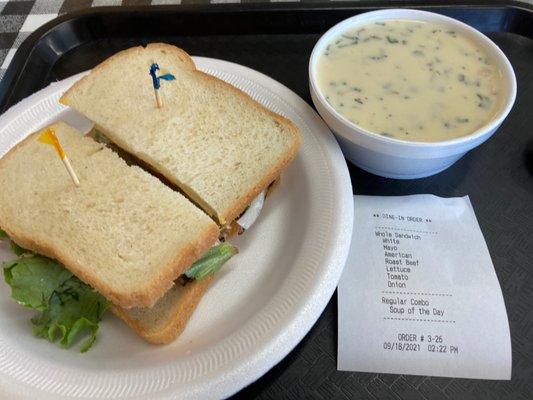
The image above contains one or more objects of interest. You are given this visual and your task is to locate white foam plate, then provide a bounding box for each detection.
[0,57,353,399]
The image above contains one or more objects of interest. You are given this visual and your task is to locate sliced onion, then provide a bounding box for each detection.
[236,190,267,231]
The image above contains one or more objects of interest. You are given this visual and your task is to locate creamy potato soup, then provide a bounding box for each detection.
[317,19,504,141]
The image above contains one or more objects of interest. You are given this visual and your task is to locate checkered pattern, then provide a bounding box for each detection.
[1,1,59,80]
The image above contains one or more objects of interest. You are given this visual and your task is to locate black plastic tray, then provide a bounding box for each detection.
[1,2,532,399]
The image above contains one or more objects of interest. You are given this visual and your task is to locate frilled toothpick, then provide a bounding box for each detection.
[38,128,80,187]
[149,63,176,108]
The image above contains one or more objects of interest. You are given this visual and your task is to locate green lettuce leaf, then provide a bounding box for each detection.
[31,278,109,353]
[185,243,238,280]
[2,255,109,352]
[9,240,29,256]
[3,255,73,311]
[0,229,7,238]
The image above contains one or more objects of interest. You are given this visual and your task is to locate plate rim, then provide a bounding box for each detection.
[0,57,354,399]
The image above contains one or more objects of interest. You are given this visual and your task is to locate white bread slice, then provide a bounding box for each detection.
[0,122,219,309]
[60,43,301,225]
[110,276,213,344]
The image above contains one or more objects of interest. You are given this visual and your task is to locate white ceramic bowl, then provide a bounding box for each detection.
[309,9,517,179]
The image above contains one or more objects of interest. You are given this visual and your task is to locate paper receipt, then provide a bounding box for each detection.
[338,195,511,379]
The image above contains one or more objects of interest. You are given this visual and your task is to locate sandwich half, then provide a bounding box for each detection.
[60,43,301,227]
[0,122,236,346]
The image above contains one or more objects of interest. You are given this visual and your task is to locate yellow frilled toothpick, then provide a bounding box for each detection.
[38,128,80,187]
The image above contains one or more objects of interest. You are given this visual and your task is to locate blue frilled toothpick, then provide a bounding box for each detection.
[149,63,176,108]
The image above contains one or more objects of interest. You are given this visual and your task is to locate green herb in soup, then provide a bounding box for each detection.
[317,20,503,141]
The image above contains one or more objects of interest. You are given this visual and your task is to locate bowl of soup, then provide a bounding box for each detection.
[309,9,516,179]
